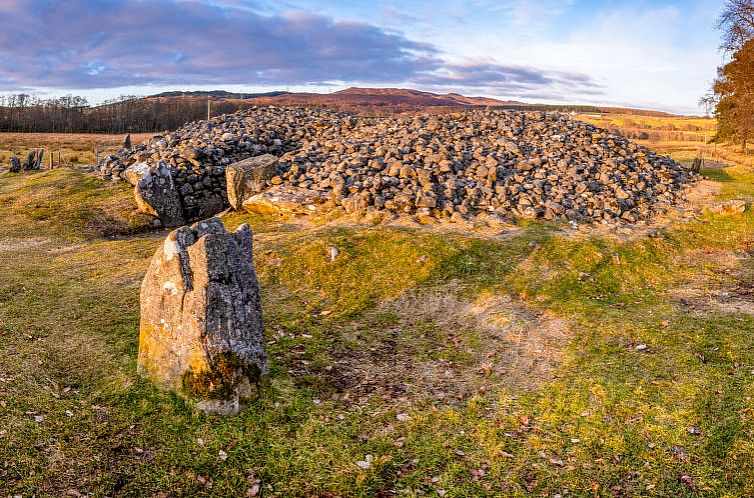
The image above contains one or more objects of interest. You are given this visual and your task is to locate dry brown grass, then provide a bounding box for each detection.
[576,112,754,168]
[0,132,153,166]
[326,284,570,407]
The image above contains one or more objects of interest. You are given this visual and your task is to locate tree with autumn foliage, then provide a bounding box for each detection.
[706,0,754,149]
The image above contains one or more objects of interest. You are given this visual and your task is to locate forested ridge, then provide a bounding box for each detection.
[0,94,255,134]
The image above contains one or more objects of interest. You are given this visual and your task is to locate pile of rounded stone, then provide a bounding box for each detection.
[99,106,697,225]
[99,106,353,221]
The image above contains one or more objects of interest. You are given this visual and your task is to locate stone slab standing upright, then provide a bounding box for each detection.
[34,149,44,170]
[8,156,20,173]
[135,160,186,227]
[226,154,280,210]
[22,150,37,171]
[138,217,269,414]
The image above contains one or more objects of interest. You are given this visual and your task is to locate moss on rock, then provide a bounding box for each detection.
[181,351,266,401]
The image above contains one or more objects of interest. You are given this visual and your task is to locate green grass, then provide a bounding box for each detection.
[1,165,754,496]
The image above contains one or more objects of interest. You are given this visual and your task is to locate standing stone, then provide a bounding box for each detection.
[135,160,186,227]
[691,157,702,174]
[22,150,36,171]
[226,154,280,210]
[8,156,20,173]
[34,149,44,170]
[123,134,132,150]
[138,218,269,414]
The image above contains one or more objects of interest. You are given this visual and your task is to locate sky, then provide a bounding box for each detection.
[0,0,729,114]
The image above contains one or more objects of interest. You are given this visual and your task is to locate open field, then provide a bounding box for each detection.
[577,113,754,167]
[1,124,754,495]
[0,132,153,167]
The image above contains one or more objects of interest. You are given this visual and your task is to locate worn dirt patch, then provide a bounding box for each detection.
[324,285,570,407]
[669,249,754,316]
[0,237,54,252]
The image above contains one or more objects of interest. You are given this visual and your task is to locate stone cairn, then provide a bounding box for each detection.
[99,106,698,227]
[138,217,268,414]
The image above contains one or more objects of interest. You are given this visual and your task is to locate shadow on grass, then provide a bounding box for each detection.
[702,167,735,182]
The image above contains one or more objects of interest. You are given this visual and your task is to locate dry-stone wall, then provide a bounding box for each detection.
[99,106,698,226]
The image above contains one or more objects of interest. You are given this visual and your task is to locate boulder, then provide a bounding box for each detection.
[8,156,20,173]
[134,160,186,227]
[709,199,747,216]
[138,217,269,415]
[242,185,327,215]
[226,154,280,210]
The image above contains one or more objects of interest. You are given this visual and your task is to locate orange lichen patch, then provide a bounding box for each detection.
[180,352,265,401]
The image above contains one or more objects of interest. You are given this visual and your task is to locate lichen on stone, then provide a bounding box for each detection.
[180,351,264,401]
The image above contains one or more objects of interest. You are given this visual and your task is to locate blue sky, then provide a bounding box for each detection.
[0,0,727,113]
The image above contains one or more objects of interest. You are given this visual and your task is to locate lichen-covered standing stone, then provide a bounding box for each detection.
[8,156,20,173]
[22,150,37,171]
[134,160,186,227]
[137,217,269,414]
[225,154,280,210]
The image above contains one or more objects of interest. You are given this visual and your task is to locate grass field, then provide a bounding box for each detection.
[1,127,754,496]
[577,113,754,168]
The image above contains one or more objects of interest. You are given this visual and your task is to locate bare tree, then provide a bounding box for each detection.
[718,0,754,50]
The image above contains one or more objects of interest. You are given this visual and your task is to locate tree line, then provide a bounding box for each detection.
[0,94,253,134]
[705,0,754,150]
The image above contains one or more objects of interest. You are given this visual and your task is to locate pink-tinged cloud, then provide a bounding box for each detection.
[0,0,601,98]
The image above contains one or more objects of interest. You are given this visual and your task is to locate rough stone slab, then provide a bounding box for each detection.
[226,154,280,210]
[123,162,150,186]
[22,150,37,171]
[243,185,327,215]
[138,217,269,415]
[134,160,186,227]
[8,156,20,173]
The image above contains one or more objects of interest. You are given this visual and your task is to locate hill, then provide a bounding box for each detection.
[0,87,687,135]
[239,87,522,114]
[150,90,291,100]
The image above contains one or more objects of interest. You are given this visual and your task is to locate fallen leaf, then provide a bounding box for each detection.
[396,413,411,422]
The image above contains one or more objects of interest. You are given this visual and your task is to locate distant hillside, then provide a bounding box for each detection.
[0,87,684,134]
[243,87,526,114]
[150,90,292,100]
